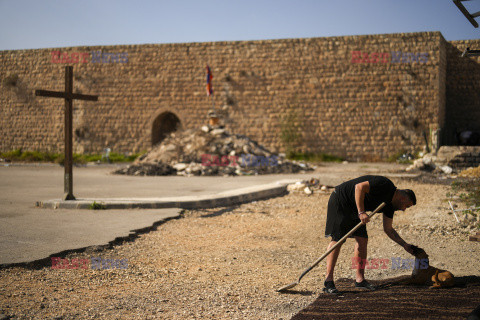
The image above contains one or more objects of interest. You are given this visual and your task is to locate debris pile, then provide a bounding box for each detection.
[405,154,453,174]
[114,162,177,176]
[114,125,313,176]
[405,146,480,174]
[286,178,334,195]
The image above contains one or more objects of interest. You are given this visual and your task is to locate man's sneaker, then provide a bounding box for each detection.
[354,280,376,291]
[322,280,339,294]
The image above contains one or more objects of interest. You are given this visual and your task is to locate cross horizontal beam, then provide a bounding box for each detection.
[453,0,479,28]
[35,66,98,200]
[35,89,98,101]
[461,47,480,57]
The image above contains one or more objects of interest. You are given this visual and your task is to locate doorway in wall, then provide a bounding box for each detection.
[151,112,181,146]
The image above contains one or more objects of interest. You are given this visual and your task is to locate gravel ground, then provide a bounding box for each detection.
[1,175,479,319]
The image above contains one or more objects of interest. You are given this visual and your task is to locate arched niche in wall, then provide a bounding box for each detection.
[151,111,181,146]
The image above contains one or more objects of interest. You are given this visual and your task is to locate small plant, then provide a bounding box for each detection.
[1,149,22,159]
[90,201,106,210]
[287,152,343,163]
[387,150,417,164]
[109,152,143,162]
[3,74,19,87]
[1,149,143,164]
[19,150,54,162]
[451,180,480,208]
[1,149,60,162]
[280,109,302,158]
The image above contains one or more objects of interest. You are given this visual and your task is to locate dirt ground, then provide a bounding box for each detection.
[0,168,479,319]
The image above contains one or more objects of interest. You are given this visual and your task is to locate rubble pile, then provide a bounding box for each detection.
[114,162,177,176]
[114,125,313,176]
[286,178,335,195]
[406,146,480,174]
[405,153,454,174]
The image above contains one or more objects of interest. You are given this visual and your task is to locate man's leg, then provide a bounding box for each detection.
[354,236,368,283]
[353,236,376,291]
[325,240,344,282]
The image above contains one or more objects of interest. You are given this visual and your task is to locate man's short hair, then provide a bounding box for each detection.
[401,189,416,206]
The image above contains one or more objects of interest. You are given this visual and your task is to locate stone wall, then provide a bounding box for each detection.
[443,39,480,146]
[435,146,480,169]
[0,31,468,161]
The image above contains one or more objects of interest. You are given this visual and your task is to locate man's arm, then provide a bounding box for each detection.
[383,215,414,254]
[355,181,370,223]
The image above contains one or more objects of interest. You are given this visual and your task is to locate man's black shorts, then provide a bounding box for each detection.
[325,191,368,241]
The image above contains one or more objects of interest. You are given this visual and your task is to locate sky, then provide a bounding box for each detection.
[0,0,479,51]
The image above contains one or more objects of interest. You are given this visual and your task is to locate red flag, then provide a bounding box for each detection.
[206,65,213,96]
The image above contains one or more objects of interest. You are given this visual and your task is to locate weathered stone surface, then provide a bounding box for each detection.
[0,33,479,161]
[436,146,480,169]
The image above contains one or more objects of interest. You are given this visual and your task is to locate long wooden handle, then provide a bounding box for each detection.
[297,202,386,282]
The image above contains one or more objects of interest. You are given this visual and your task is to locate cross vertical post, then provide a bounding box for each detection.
[64,66,74,200]
[35,66,98,201]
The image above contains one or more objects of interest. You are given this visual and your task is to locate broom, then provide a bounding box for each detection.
[277,202,386,292]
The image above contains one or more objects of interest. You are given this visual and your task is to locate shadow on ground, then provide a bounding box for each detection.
[291,276,480,320]
[200,205,241,218]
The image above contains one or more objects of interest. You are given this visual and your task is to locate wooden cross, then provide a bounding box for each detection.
[35,66,98,200]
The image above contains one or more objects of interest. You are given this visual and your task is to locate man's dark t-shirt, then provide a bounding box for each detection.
[335,175,397,218]
[325,175,397,241]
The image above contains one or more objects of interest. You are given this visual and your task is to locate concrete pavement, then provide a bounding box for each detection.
[37,180,295,209]
[0,164,315,265]
[0,162,411,266]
